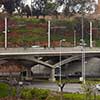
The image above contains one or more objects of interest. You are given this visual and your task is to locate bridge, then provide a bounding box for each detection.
[0,47,100,55]
[0,47,100,81]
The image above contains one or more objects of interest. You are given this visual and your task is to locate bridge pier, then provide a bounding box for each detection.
[25,68,32,80]
[49,68,56,82]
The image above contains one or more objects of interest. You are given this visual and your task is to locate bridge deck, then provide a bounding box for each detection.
[0,47,100,56]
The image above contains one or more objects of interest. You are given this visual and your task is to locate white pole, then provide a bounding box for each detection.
[81,40,86,84]
[59,40,62,86]
[90,21,93,48]
[48,20,50,48]
[74,30,76,47]
[5,16,7,49]
[82,46,86,84]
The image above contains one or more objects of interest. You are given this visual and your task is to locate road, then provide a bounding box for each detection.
[0,47,100,56]
[26,82,82,93]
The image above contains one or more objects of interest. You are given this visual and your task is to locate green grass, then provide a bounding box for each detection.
[12,16,46,24]
[31,28,46,34]
[2,16,100,47]
[95,39,100,47]
[64,93,84,100]
[0,83,10,97]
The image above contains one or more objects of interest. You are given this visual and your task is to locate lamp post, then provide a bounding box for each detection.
[90,21,93,48]
[80,8,86,84]
[80,39,86,84]
[48,20,51,48]
[59,39,66,85]
[5,16,8,49]
[58,39,66,100]
[74,30,76,47]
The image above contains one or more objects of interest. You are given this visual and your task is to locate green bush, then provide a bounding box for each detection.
[35,88,49,100]
[20,88,50,100]
[63,93,84,100]
[39,18,46,23]
[0,83,16,98]
[20,88,33,100]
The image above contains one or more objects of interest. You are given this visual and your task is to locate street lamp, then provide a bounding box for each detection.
[58,39,66,100]
[4,15,8,49]
[74,30,76,47]
[80,39,86,84]
[90,21,93,48]
[59,39,66,89]
[48,20,51,48]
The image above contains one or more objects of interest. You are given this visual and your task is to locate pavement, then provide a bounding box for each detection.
[26,82,82,93]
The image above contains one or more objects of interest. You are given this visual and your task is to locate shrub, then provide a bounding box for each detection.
[20,88,33,100]
[20,88,50,100]
[0,83,16,98]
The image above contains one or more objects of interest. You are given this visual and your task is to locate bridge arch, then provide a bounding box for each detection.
[53,54,99,68]
[0,56,53,68]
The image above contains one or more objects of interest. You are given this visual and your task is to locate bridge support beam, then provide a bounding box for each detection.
[49,68,56,82]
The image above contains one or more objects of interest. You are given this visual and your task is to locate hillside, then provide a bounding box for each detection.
[0,15,99,47]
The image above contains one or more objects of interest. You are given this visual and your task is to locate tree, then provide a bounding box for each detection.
[0,0,24,15]
[44,2,58,16]
[55,0,96,16]
[21,4,31,18]
[31,0,47,18]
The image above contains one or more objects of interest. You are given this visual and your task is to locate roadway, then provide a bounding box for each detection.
[26,82,81,93]
[26,82,100,94]
[0,47,100,56]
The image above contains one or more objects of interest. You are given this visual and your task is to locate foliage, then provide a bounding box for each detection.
[20,87,50,100]
[0,82,16,97]
[0,83,9,97]
[81,82,96,100]
[21,4,31,18]
[0,0,24,14]
[12,17,46,24]
[55,0,95,16]
[51,19,77,33]
[64,93,84,100]
[20,88,33,100]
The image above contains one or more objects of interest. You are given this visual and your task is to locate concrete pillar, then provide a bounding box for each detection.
[26,68,32,79]
[49,68,56,82]
[26,69,29,78]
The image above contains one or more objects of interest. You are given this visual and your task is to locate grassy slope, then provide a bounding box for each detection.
[0,16,99,47]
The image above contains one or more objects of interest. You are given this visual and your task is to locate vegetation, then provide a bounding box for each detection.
[1,82,100,100]
[20,88,50,100]
[0,83,16,98]
[0,16,99,47]
[0,0,95,18]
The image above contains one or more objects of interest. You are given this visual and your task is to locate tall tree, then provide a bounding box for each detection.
[0,0,24,14]
[21,4,31,18]
[31,0,47,18]
[55,0,96,16]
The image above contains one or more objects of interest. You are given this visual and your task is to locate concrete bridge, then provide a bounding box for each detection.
[0,47,100,81]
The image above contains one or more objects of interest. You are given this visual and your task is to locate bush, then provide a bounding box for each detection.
[35,88,49,100]
[20,88,33,100]
[63,93,84,100]
[20,88,50,100]
[0,83,16,98]
[39,18,46,23]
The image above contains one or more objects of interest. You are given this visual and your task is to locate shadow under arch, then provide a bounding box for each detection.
[54,54,100,68]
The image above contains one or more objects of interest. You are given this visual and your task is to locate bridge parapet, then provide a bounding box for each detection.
[0,47,99,56]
